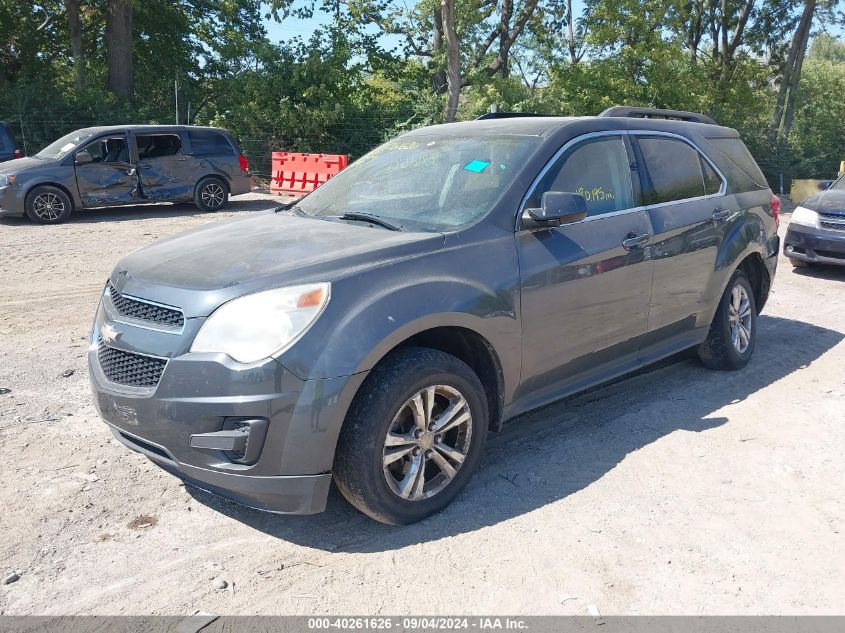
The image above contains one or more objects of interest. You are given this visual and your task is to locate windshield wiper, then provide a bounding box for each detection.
[329,212,403,231]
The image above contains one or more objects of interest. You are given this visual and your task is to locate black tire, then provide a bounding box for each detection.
[194,177,228,212]
[25,185,73,224]
[698,270,757,371]
[789,257,811,268]
[334,347,488,525]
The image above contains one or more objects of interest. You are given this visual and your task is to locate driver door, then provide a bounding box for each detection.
[515,134,654,405]
[74,132,139,207]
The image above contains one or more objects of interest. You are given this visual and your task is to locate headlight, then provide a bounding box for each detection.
[190,283,330,364]
[790,205,820,229]
[0,174,15,186]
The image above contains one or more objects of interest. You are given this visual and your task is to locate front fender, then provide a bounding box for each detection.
[277,233,522,402]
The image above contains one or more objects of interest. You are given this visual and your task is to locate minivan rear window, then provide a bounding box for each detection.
[188,130,234,156]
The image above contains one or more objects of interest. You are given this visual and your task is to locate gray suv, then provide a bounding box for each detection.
[89,107,779,525]
[0,125,251,223]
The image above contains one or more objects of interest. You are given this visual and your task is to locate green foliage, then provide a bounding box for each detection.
[1,0,844,180]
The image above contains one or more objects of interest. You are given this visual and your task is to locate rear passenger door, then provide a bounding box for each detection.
[631,133,727,341]
[516,134,654,402]
[134,132,195,201]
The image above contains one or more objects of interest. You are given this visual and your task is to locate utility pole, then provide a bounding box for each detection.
[174,74,179,125]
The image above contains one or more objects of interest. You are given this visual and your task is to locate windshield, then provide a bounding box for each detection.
[296,134,541,231]
[35,130,98,160]
[832,176,845,191]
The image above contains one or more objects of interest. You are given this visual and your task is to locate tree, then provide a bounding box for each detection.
[768,0,816,150]
[105,0,133,100]
[64,0,84,89]
[442,0,461,121]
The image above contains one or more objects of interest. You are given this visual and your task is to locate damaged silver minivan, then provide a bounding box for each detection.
[0,125,251,223]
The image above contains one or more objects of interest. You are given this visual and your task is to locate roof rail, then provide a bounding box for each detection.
[475,112,548,120]
[598,106,717,126]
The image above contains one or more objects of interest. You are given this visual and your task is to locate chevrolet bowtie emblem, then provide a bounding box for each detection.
[101,322,122,344]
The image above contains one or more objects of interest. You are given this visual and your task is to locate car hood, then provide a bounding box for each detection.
[802,190,845,216]
[0,157,44,174]
[112,210,446,317]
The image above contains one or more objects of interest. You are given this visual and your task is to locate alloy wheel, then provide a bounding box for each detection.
[728,283,752,354]
[201,183,225,208]
[32,193,65,221]
[382,384,473,501]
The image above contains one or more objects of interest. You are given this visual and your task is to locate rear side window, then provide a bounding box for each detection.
[637,137,710,204]
[137,134,182,159]
[530,136,634,217]
[188,130,234,156]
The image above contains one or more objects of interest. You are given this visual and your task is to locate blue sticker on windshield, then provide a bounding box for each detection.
[464,160,490,173]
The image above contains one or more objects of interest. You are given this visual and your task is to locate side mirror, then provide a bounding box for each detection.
[818,181,832,191]
[75,150,93,165]
[523,191,587,228]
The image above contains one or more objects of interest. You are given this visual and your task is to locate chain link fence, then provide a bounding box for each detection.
[3,114,841,192]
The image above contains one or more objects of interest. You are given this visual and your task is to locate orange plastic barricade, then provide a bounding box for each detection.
[270,152,349,194]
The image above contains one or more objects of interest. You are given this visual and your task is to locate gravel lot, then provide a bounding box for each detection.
[1,194,843,615]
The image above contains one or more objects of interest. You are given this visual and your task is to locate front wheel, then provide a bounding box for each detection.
[698,270,757,371]
[194,177,228,212]
[334,347,488,525]
[25,185,73,224]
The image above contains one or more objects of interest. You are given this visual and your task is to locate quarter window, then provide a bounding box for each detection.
[529,136,634,217]
[187,130,234,156]
[637,137,717,204]
[136,134,182,160]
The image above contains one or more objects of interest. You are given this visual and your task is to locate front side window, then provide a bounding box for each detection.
[528,136,634,217]
[78,136,128,164]
[637,136,713,204]
[137,134,182,160]
[295,134,541,232]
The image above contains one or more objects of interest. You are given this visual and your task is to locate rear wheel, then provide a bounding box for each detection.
[698,270,757,371]
[25,186,72,224]
[334,347,488,525]
[194,177,228,212]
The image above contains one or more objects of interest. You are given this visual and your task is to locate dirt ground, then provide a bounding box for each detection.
[0,194,843,616]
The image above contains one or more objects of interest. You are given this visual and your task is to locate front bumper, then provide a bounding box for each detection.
[89,291,367,514]
[784,223,845,266]
[0,185,25,216]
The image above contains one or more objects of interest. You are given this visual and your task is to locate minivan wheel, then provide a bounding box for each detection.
[698,270,757,371]
[194,177,228,212]
[334,347,488,525]
[25,186,73,224]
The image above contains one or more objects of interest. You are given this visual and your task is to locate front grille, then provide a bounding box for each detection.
[97,341,167,387]
[108,283,184,328]
[819,213,845,232]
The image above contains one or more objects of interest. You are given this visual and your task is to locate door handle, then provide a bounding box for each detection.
[712,209,732,221]
[622,232,650,250]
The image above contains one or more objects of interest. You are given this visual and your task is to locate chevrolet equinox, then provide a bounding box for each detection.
[89,107,780,525]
